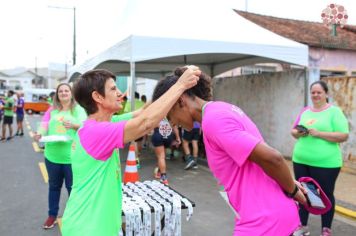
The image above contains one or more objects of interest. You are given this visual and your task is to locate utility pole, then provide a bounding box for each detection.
[73,7,76,65]
[48,5,76,66]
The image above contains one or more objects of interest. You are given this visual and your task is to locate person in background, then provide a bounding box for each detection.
[140,94,150,148]
[182,121,201,170]
[152,67,307,236]
[152,119,181,185]
[0,95,4,127]
[48,91,56,105]
[34,83,87,230]
[1,90,15,141]
[61,67,199,235]
[15,92,25,136]
[291,80,349,236]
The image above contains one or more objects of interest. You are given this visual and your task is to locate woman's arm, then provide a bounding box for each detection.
[249,142,307,204]
[173,126,181,145]
[123,67,200,143]
[308,129,348,143]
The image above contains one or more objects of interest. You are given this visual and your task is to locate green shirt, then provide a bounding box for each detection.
[62,113,133,236]
[292,105,349,168]
[42,106,87,164]
[4,97,14,117]
[123,99,145,113]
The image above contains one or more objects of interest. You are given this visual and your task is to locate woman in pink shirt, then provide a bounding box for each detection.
[152,67,307,236]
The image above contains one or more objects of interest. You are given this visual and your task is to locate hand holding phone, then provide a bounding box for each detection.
[295,125,309,135]
[301,182,326,209]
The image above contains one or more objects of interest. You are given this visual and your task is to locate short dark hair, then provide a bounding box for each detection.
[73,69,116,115]
[141,95,147,103]
[152,67,212,102]
[135,92,140,99]
[8,90,14,96]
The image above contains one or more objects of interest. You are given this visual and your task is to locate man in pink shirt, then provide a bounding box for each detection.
[152,67,307,236]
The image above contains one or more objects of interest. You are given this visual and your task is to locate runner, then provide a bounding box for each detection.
[152,67,307,236]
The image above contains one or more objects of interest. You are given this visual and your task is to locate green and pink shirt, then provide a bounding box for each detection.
[292,105,349,168]
[62,113,132,236]
[39,105,87,164]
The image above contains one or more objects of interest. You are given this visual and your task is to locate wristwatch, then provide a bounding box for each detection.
[285,185,299,198]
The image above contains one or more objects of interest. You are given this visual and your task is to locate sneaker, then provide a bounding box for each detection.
[160,173,169,185]
[192,162,198,169]
[42,216,57,229]
[19,132,24,136]
[160,178,169,185]
[293,226,310,236]
[184,156,195,170]
[154,167,161,179]
[321,227,332,236]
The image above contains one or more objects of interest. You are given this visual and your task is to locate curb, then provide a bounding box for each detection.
[335,205,356,219]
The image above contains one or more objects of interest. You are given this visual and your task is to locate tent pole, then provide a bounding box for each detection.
[130,61,136,111]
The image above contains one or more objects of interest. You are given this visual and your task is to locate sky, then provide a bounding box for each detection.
[0,0,355,70]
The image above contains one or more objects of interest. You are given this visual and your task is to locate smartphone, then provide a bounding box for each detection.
[295,125,309,134]
[301,182,325,209]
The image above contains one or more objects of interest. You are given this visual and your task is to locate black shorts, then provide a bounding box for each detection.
[182,128,200,141]
[16,113,24,122]
[3,116,13,125]
[151,128,174,148]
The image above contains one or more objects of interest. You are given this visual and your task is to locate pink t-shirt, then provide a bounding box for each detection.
[202,102,299,236]
[78,119,127,161]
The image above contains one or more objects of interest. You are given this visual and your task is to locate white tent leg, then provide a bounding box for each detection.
[130,61,136,111]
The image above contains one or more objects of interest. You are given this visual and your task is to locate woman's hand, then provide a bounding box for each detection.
[175,138,181,146]
[63,120,73,129]
[293,181,308,205]
[33,132,42,142]
[176,65,201,90]
[308,128,320,137]
[293,188,307,205]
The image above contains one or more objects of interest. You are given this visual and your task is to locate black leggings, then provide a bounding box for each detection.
[293,162,340,228]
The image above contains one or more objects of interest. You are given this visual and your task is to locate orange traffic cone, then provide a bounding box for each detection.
[123,143,140,184]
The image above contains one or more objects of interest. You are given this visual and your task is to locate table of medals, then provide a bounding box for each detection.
[120,180,195,236]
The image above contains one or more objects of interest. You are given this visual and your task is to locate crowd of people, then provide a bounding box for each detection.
[0,90,25,141]
[3,65,348,236]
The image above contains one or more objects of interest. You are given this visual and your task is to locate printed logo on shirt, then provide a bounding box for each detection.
[231,105,244,116]
[55,116,67,133]
[306,119,317,126]
[159,119,172,138]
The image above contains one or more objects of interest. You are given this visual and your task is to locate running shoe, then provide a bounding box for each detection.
[293,226,310,236]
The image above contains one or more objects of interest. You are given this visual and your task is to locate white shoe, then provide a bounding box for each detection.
[293,226,310,236]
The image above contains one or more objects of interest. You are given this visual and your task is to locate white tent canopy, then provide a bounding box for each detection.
[68,0,308,109]
[68,0,307,81]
